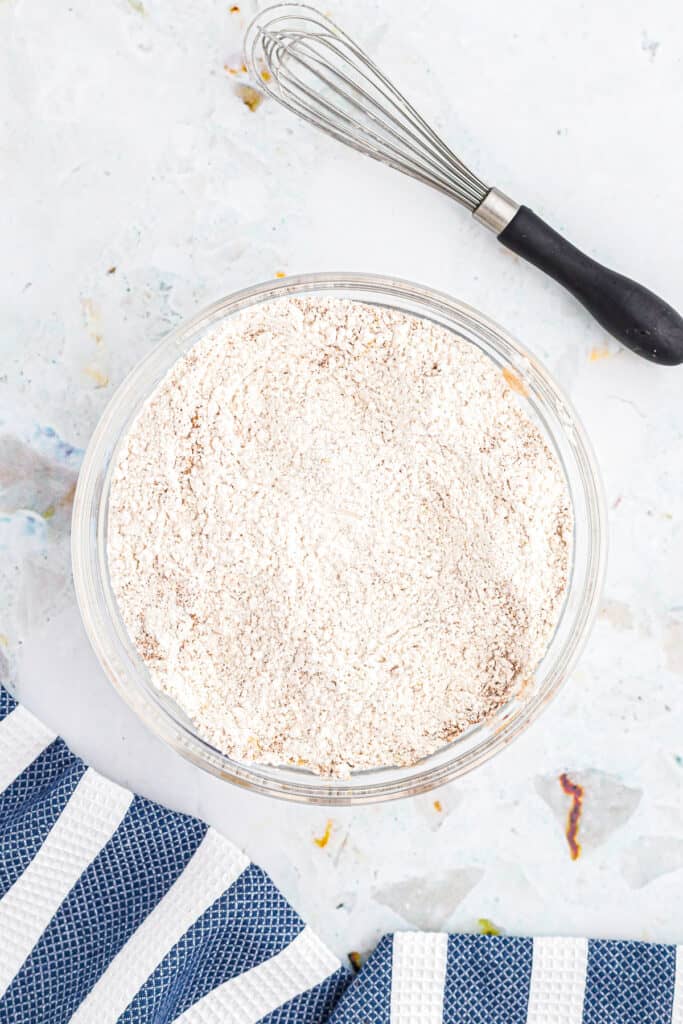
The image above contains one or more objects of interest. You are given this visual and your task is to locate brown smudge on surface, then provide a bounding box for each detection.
[235,84,263,112]
[589,347,610,362]
[502,367,529,396]
[537,770,640,851]
[83,366,109,388]
[433,800,442,812]
[51,481,77,515]
[82,298,103,344]
[61,482,77,507]
[314,819,333,848]
[36,481,78,530]
[107,266,117,274]
[260,69,271,81]
[559,772,584,860]
[229,4,240,11]
[0,438,79,546]
[348,951,362,972]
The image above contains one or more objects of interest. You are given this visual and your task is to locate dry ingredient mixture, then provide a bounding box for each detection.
[108,296,572,777]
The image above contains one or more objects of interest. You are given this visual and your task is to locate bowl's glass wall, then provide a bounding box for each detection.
[72,273,606,804]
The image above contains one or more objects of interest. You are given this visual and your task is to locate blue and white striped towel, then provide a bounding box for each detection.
[2,683,683,1024]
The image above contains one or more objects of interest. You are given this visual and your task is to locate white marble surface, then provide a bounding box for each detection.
[2,0,683,965]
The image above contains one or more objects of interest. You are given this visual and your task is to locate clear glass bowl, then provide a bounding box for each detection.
[72,273,606,804]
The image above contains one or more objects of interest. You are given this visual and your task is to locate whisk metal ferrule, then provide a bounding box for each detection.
[473,189,520,235]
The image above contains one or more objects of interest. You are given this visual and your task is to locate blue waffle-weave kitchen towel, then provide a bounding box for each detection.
[2,684,682,1023]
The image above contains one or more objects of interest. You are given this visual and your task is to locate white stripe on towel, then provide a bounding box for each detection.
[172,926,341,1024]
[0,704,55,795]
[390,932,448,1024]
[70,828,249,1023]
[672,945,683,1024]
[526,936,588,1024]
[0,768,132,998]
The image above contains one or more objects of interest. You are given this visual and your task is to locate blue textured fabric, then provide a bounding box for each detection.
[583,939,676,1024]
[121,864,303,1022]
[0,740,85,898]
[2,686,682,1024]
[443,934,533,1024]
[0,797,207,1024]
[327,935,393,1024]
[257,967,351,1024]
[0,687,16,721]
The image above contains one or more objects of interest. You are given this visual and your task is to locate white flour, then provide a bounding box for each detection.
[108,296,571,776]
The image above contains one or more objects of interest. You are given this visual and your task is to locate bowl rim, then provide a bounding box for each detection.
[72,271,607,804]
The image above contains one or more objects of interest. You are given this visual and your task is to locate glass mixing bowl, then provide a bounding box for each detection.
[72,273,606,804]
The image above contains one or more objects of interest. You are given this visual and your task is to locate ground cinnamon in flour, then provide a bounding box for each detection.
[108,296,571,776]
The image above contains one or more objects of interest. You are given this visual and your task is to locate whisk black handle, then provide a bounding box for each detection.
[498,206,683,366]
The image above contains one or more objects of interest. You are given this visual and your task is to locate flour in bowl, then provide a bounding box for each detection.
[108,296,571,776]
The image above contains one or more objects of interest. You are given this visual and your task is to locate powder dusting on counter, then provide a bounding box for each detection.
[108,296,571,777]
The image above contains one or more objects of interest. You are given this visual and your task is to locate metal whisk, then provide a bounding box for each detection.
[246,4,489,212]
[244,4,683,366]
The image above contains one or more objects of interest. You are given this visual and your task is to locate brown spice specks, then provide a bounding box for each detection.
[559,772,584,860]
[314,819,333,848]
[108,297,571,777]
[433,800,443,813]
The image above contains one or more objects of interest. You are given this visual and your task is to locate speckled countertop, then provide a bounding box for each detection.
[2,0,683,964]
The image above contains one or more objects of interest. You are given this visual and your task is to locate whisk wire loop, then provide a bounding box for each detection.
[269,37,471,196]
[245,3,489,210]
